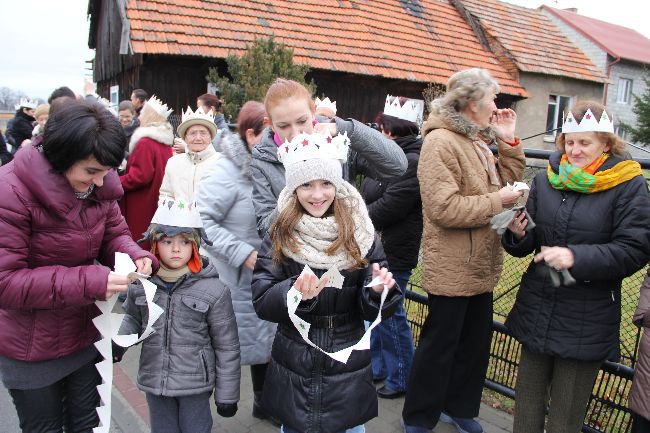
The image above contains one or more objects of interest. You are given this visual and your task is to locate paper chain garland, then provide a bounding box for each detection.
[286,265,389,364]
[92,252,164,433]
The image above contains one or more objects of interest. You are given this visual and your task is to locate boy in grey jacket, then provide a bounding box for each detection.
[117,199,241,433]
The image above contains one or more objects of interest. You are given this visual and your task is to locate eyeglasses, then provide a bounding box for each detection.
[186,129,211,138]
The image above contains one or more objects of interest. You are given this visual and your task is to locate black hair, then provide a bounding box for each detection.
[131,89,148,103]
[48,86,76,104]
[42,100,127,172]
[375,112,419,138]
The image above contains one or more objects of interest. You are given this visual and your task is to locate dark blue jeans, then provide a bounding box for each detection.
[370,269,415,392]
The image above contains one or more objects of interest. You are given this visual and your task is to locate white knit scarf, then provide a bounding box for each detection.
[276,181,375,271]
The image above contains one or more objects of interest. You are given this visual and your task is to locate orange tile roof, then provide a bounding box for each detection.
[125,0,527,97]
[460,0,607,83]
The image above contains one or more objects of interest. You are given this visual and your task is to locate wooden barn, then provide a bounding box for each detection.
[87,0,528,122]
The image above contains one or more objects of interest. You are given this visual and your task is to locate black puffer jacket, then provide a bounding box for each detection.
[359,135,422,271]
[252,236,402,433]
[6,110,35,149]
[504,152,650,362]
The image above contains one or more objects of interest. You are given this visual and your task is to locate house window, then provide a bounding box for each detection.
[615,126,629,142]
[545,94,572,138]
[110,85,119,110]
[617,78,633,104]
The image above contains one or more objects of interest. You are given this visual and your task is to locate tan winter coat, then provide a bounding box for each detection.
[418,103,525,297]
[629,270,650,420]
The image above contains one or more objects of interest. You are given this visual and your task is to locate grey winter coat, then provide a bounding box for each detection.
[119,260,240,404]
[250,117,408,237]
[197,133,275,365]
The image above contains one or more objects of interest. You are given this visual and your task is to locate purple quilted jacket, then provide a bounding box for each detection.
[0,145,157,362]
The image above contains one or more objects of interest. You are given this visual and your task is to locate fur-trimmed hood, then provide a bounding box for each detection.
[129,123,174,153]
[220,131,253,180]
[423,100,495,141]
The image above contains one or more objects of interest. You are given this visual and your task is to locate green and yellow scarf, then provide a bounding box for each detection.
[547,153,642,194]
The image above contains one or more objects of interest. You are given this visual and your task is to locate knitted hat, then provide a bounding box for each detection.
[277,132,350,193]
[139,198,212,272]
[177,106,218,140]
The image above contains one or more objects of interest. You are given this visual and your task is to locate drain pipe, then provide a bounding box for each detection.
[603,56,621,104]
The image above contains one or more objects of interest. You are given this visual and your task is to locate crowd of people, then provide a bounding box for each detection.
[0,67,650,433]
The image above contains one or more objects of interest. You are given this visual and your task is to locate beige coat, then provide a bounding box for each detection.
[629,270,650,420]
[418,104,525,297]
[159,145,220,202]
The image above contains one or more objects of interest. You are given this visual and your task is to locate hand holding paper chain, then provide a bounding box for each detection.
[286,265,389,364]
[92,252,164,432]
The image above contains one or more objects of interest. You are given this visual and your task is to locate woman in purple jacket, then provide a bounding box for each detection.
[0,100,158,433]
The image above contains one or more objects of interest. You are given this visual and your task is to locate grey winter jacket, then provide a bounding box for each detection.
[197,132,275,365]
[118,260,241,403]
[250,117,408,237]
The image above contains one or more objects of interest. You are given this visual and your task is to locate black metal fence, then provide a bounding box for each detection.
[403,148,649,433]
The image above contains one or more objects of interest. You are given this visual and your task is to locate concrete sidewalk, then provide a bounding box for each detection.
[0,345,513,433]
[112,345,513,433]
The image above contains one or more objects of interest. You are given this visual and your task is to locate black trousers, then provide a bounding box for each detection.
[633,412,650,433]
[9,359,101,433]
[402,292,493,429]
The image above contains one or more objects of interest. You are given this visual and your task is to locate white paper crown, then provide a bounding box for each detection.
[181,105,215,124]
[152,198,204,229]
[383,95,420,123]
[144,95,173,119]
[315,97,337,115]
[561,109,614,134]
[277,132,350,168]
[15,97,38,110]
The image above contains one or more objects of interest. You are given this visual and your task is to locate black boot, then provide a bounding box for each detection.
[253,391,281,426]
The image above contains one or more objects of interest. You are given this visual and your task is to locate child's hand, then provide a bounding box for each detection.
[371,263,395,293]
[216,403,238,418]
[294,273,329,301]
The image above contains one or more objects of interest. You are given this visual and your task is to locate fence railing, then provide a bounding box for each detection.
[403,147,649,433]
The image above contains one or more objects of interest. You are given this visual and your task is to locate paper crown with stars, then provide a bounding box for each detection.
[177,106,217,139]
[277,132,350,192]
[561,108,614,134]
[15,98,38,111]
[140,198,212,246]
[383,95,421,123]
[144,95,173,119]
[315,97,337,116]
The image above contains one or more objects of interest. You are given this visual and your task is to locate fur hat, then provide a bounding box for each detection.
[278,132,349,192]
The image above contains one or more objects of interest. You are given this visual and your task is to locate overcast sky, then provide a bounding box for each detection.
[0,0,648,100]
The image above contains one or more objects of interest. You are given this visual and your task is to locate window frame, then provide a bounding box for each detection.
[544,94,572,141]
[616,78,633,104]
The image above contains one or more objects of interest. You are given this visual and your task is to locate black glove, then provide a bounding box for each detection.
[112,341,127,363]
[216,403,238,418]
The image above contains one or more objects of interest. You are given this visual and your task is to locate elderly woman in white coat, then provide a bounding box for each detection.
[159,106,220,202]
[196,101,277,425]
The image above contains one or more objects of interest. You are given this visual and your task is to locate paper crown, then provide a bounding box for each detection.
[177,106,217,139]
[15,98,38,110]
[277,132,350,168]
[152,198,204,229]
[144,95,173,119]
[383,95,420,123]
[561,108,614,134]
[315,97,337,115]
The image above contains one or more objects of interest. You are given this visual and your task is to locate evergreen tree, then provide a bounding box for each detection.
[620,70,650,145]
[206,37,315,120]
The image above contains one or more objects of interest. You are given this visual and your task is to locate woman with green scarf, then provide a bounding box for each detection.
[503,100,650,433]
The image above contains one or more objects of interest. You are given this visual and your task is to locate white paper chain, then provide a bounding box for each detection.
[92,252,164,433]
[286,265,389,364]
